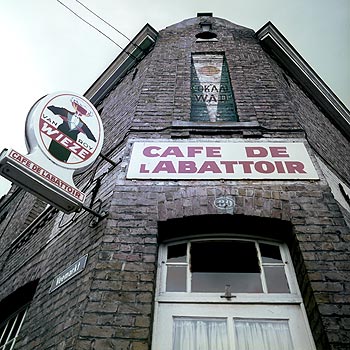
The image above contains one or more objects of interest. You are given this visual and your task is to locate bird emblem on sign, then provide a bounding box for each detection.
[46,98,97,162]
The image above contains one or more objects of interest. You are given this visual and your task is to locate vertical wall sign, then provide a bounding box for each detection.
[0,92,104,213]
[191,53,238,122]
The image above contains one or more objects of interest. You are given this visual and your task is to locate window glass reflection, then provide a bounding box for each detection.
[168,244,187,263]
[190,241,262,293]
[264,266,290,293]
[260,243,282,263]
[166,266,187,292]
[191,241,260,273]
[192,272,263,293]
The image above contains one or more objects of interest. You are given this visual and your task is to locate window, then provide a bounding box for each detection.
[173,317,294,350]
[152,238,316,350]
[0,280,38,350]
[191,53,238,122]
[162,240,291,296]
[0,306,28,350]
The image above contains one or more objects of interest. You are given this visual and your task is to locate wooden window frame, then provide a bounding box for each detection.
[152,236,316,350]
[156,237,301,304]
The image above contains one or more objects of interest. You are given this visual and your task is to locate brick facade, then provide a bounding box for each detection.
[0,15,349,350]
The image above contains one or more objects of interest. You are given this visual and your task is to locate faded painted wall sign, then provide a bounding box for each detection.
[126,141,319,180]
[191,54,238,122]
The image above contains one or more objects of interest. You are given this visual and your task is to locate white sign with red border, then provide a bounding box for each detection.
[0,92,104,213]
[27,92,103,170]
[126,141,319,180]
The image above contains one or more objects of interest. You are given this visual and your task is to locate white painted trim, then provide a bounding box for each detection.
[256,22,350,139]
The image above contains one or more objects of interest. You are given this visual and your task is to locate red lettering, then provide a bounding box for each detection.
[161,147,184,157]
[178,161,197,173]
[11,152,32,168]
[41,121,92,160]
[206,147,222,157]
[140,164,149,173]
[220,161,238,173]
[69,143,81,154]
[246,147,268,157]
[152,161,176,173]
[55,133,64,141]
[275,161,286,173]
[60,137,71,147]
[41,122,59,136]
[255,161,275,174]
[187,147,203,157]
[32,164,43,174]
[10,151,19,160]
[143,146,161,157]
[78,149,89,159]
[198,161,222,173]
[20,157,31,167]
[238,161,254,173]
[285,161,306,174]
[270,147,289,157]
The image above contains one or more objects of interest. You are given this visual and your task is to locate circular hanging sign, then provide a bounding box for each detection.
[26,92,104,172]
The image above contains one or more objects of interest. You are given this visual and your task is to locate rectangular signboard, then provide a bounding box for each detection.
[8,150,85,201]
[126,141,319,180]
[49,255,88,293]
[0,148,85,213]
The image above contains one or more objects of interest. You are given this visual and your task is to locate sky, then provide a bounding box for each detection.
[0,0,349,197]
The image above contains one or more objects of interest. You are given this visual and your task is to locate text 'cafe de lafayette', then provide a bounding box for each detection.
[126,141,319,179]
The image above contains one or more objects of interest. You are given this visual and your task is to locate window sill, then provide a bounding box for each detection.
[172,121,259,129]
[171,121,261,137]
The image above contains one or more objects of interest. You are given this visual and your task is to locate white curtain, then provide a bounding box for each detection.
[173,318,229,350]
[234,319,294,350]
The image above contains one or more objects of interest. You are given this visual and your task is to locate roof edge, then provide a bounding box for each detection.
[85,23,159,105]
[256,21,350,140]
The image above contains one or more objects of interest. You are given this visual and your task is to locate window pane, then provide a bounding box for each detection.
[234,319,294,350]
[4,341,15,350]
[190,241,262,293]
[260,243,282,263]
[0,306,28,350]
[192,272,263,293]
[0,325,6,345]
[166,266,187,292]
[168,244,187,263]
[173,318,229,350]
[0,318,15,346]
[191,241,260,273]
[8,309,25,342]
[264,266,290,293]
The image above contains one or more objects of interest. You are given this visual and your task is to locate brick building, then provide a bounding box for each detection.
[0,13,350,350]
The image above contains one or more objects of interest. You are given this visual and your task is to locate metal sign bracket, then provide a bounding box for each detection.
[81,204,108,227]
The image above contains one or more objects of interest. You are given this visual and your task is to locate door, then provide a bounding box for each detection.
[153,303,316,350]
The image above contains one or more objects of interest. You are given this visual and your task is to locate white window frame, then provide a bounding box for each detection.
[0,305,28,350]
[153,303,316,350]
[152,236,316,350]
[156,237,301,303]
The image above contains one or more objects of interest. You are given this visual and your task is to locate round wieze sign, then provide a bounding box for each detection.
[26,92,104,171]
